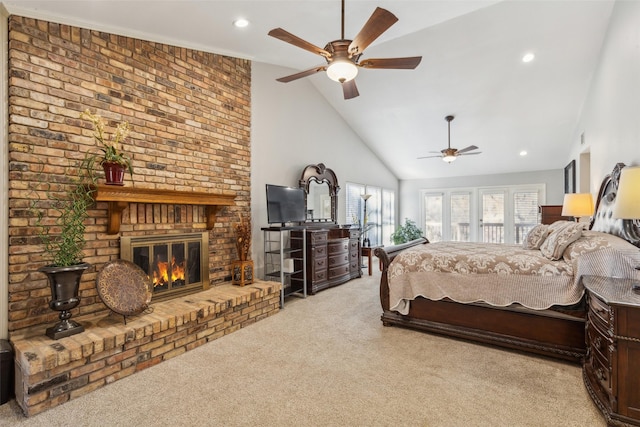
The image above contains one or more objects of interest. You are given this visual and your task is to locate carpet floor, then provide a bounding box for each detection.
[0,268,604,426]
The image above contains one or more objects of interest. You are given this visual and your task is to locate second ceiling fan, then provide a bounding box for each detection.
[268,0,422,100]
[418,115,481,163]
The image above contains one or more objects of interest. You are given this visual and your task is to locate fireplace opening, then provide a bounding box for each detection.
[121,232,209,302]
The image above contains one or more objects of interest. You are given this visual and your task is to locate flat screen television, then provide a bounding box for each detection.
[266,184,307,226]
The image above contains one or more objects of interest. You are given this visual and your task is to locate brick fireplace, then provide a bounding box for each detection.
[121,232,210,301]
[6,15,264,416]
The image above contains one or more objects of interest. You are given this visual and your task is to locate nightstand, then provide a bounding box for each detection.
[582,275,640,426]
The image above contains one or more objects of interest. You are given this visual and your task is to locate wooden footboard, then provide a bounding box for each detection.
[374,239,586,363]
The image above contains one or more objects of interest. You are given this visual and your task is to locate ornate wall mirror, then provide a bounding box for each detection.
[299,163,339,223]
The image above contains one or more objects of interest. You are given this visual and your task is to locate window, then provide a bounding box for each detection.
[345,182,395,246]
[450,192,471,242]
[423,193,443,242]
[421,184,544,244]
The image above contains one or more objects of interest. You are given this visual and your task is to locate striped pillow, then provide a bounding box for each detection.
[522,224,550,249]
[540,223,584,260]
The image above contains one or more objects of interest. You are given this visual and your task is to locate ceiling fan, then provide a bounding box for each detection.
[268,0,422,100]
[417,115,481,163]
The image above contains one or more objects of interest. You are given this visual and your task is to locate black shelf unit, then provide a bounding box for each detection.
[262,226,307,307]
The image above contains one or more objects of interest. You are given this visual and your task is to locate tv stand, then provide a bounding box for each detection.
[292,225,361,294]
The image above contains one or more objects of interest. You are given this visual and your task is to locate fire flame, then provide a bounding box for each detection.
[153,256,186,287]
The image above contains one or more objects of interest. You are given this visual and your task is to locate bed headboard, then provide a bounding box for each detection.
[590,162,640,247]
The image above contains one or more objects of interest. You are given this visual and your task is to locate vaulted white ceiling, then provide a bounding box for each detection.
[5,0,614,179]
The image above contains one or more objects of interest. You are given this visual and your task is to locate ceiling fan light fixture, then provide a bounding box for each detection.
[326,59,358,83]
[442,155,457,163]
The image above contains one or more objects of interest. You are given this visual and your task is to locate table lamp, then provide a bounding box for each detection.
[612,166,640,291]
[561,193,594,221]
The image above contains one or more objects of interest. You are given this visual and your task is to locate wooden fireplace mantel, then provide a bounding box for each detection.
[93,184,236,234]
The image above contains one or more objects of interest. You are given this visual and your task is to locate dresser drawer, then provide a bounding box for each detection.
[585,349,615,409]
[329,253,349,267]
[312,268,327,283]
[589,294,612,332]
[329,264,350,279]
[586,320,612,364]
[312,255,327,272]
[328,239,349,255]
[312,245,327,259]
[309,231,328,245]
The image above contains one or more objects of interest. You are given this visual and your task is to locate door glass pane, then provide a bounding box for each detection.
[482,192,504,243]
[514,191,539,244]
[382,189,394,246]
[424,193,443,242]
[450,193,470,242]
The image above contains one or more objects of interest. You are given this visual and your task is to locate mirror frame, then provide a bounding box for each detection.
[299,163,340,223]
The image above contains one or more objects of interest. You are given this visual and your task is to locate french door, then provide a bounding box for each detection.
[422,185,543,244]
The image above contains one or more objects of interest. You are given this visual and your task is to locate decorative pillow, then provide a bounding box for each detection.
[522,224,550,249]
[547,220,574,233]
[540,223,584,260]
[563,230,640,265]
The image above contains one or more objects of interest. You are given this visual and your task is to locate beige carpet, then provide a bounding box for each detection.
[0,267,604,426]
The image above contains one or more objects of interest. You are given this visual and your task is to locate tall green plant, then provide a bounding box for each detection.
[390,218,424,244]
[35,157,98,266]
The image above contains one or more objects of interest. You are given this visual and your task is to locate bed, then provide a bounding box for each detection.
[375,163,640,362]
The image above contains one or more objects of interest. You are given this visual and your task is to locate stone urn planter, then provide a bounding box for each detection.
[39,263,90,339]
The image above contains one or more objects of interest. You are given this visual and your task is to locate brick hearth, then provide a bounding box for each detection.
[11,281,280,417]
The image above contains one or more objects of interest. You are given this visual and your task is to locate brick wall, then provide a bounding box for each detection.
[7,16,252,337]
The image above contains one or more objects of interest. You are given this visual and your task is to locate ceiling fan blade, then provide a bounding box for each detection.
[359,56,422,70]
[455,145,479,154]
[348,7,398,56]
[268,28,331,58]
[342,79,359,99]
[417,155,443,159]
[458,151,482,156]
[276,66,326,83]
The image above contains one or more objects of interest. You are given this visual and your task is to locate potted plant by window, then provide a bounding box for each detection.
[81,109,133,185]
[390,218,424,244]
[35,157,98,339]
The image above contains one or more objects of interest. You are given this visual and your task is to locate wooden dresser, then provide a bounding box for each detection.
[294,226,360,294]
[539,205,572,224]
[582,275,640,426]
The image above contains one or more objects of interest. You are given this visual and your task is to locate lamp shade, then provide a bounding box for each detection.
[613,166,640,219]
[326,59,358,83]
[561,193,594,217]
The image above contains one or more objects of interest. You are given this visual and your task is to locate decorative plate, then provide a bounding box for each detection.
[96,259,152,316]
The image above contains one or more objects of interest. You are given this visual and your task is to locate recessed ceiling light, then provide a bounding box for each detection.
[522,53,535,63]
[233,18,250,28]
[520,150,528,156]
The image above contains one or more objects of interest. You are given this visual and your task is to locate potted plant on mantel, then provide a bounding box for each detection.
[34,155,98,340]
[81,109,133,186]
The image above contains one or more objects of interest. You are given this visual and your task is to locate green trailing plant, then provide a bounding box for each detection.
[390,218,424,244]
[34,156,99,267]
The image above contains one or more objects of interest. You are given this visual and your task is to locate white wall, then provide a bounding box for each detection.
[250,62,398,273]
[399,169,564,226]
[568,0,640,191]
